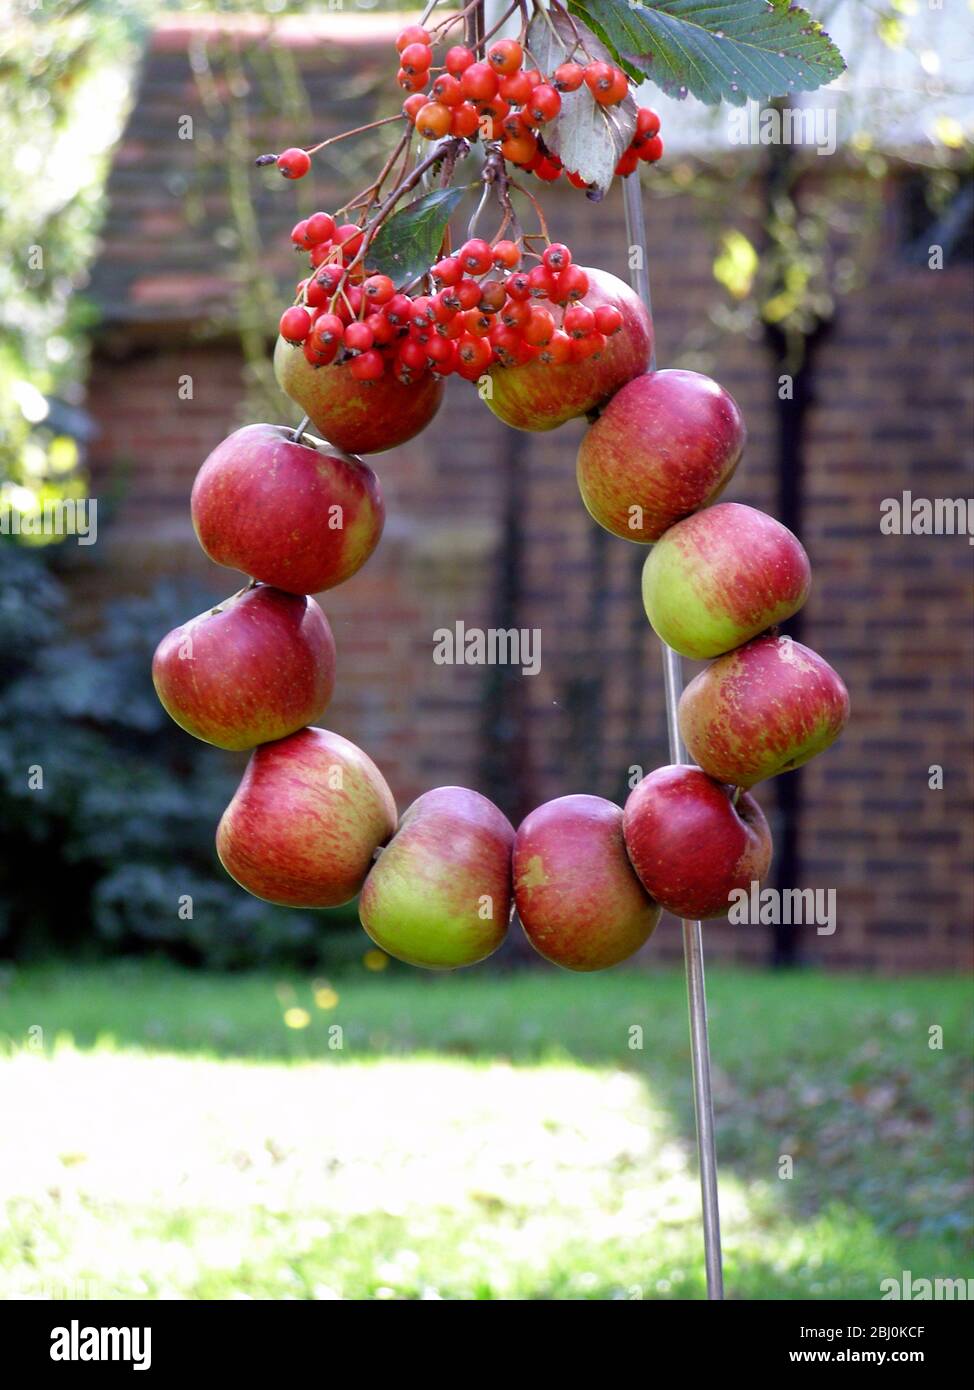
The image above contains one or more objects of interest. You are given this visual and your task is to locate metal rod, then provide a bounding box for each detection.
[623,171,725,1301]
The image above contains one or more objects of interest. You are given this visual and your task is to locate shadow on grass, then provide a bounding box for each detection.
[0,959,970,1297]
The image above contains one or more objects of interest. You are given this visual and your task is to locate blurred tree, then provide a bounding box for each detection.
[0,0,418,527]
[0,0,148,538]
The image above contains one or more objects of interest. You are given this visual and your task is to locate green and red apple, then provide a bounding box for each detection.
[577,369,745,543]
[623,765,772,921]
[217,727,397,908]
[679,634,850,788]
[152,583,335,751]
[485,268,653,431]
[514,794,660,970]
[642,502,811,659]
[274,337,444,455]
[191,423,384,595]
[359,786,514,969]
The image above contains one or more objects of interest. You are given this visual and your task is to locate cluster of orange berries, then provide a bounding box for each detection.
[615,107,663,176]
[395,25,662,184]
[267,26,663,190]
[398,27,562,166]
[279,227,621,384]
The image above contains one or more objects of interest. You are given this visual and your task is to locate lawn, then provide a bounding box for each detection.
[0,960,970,1300]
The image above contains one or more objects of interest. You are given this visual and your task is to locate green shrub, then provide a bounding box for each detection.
[0,544,356,966]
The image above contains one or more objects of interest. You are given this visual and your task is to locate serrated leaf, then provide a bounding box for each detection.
[527,9,636,194]
[365,186,469,286]
[568,0,846,107]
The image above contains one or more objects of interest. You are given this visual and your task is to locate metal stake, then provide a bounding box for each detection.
[623,172,725,1300]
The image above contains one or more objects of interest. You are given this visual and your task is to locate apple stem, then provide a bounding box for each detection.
[292,415,310,443]
[623,171,725,1301]
[732,786,742,806]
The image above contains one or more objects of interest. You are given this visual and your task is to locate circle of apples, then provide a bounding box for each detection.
[152,21,849,974]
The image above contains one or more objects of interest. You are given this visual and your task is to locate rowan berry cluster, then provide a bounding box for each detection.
[399,28,566,160]
[615,107,664,177]
[264,12,668,393]
[394,25,662,187]
[264,16,667,229]
[278,226,622,384]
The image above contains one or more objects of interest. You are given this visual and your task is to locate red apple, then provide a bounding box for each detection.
[359,786,514,969]
[576,369,745,542]
[274,336,444,455]
[485,268,653,431]
[191,423,384,595]
[679,635,850,788]
[514,794,661,970]
[642,502,811,659]
[152,584,335,751]
[217,727,397,908]
[623,765,772,920]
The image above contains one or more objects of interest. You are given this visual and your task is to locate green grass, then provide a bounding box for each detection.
[0,960,970,1300]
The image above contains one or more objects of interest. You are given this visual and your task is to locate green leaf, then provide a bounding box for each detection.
[527,9,636,194]
[364,186,469,287]
[568,0,847,107]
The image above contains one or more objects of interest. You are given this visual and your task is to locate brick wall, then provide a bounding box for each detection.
[81,18,974,972]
